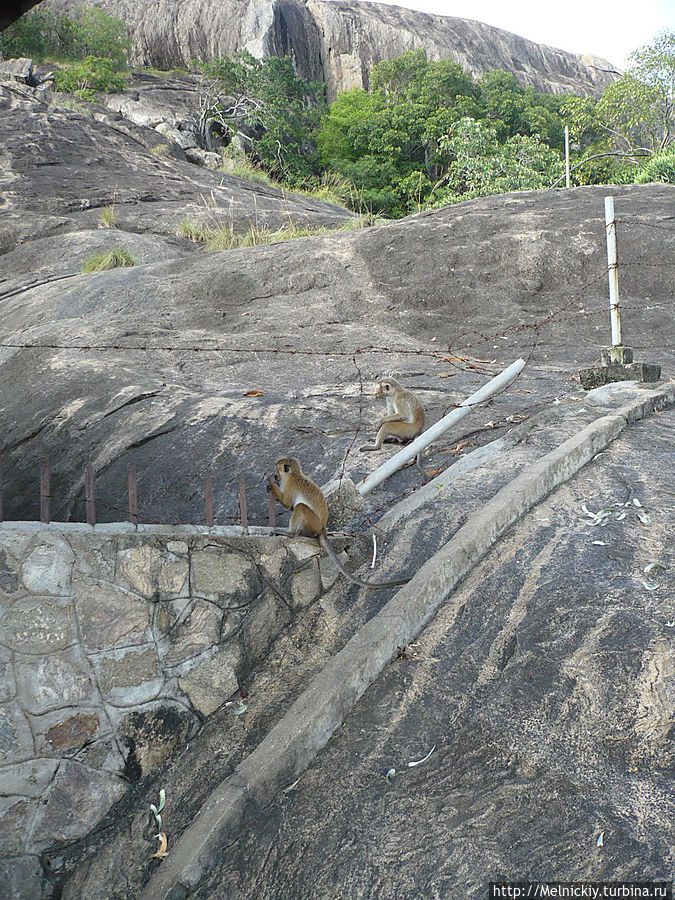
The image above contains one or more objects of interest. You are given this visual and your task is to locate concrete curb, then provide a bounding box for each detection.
[143,383,674,900]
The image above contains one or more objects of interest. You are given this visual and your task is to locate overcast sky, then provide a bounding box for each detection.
[371,0,675,68]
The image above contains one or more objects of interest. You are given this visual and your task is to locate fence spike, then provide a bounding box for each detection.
[205,475,214,528]
[239,472,248,534]
[128,465,138,529]
[40,459,50,524]
[84,463,96,527]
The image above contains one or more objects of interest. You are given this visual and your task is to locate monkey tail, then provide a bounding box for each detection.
[318,533,409,590]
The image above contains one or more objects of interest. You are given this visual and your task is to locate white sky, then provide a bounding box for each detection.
[371,0,675,68]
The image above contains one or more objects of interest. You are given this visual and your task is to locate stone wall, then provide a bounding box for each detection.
[0,522,345,897]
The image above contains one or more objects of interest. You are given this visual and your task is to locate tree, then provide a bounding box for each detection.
[73,7,130,70]
[316,50,567,215]
[432,117,563,204]
[0,7,129,69]
[199,51,326,183]
[561,30,675,183]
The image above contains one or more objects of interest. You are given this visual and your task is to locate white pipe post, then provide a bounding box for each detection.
[564,125,570,189]
[357,358,526,496]
[604,196,622,347]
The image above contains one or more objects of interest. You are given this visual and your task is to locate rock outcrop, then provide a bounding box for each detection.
[1,178,673,530]
[40,0,618,98]
[0,73,351,263]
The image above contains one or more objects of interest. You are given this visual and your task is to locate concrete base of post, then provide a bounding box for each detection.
[579,346,661,390]
[601,346,633,365]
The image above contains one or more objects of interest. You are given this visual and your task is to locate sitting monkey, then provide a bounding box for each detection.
[267,456,409,589]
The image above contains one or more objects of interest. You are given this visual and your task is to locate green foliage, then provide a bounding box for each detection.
[82,247,137,272]
[200,51,326,183]
[73,8,130,70]
[228,160,273,184]
[0,7,130,69]
[561,30,675,183]
[635,150,675,183]
[431,118,564,204]
[54,56,127,100]
[317,50,566,215]
[98,205,116,228]
[175,217,367,252]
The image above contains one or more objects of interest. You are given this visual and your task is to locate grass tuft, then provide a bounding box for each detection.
[82,247,137,272]
[98,205,116,228]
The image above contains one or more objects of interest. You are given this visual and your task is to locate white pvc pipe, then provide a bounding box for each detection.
[604,196,622,347]
[357,358,526,495]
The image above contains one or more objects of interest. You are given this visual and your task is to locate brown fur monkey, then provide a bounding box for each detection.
[359,377,426,473]
[267,457,409,590]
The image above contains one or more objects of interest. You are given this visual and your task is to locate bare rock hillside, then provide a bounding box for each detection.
[40,0,618,98]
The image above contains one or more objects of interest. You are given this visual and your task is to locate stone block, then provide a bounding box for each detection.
[0,646,16,702]
[15,647,95,715]
[287,538,321,564]
[1,596,76,654]
[0,703,34,765]
[185,147,221,168]
[20,535,74,595]
[579,362,662,391]
[191,546,261,603]
[0,797,35,855]
[117,544,189,599]
[241,590,291,663]
[162,599,222,667]
[42,711,101,752]
[0,758,59,798]
[93,646,163,705]
[178,645,241,716]
[28,760,126,851]
[290,559,322,608]
[0,548,20,600]
[259,544,288,580]
[0,58,34,84]
[0,853,44,900]
[118,703,196,777]
[74,583,151,652]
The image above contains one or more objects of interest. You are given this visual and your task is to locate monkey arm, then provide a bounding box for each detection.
[378,413,406,424]
[267,477,289,508]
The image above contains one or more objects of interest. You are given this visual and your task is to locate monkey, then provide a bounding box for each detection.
[359,377,426,474]
[267,456,409,590]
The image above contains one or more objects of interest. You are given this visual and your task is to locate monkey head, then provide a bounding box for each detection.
[376,377,402,398]
[274,456,302,485]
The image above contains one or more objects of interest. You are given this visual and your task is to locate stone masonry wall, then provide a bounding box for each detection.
[0,522,345,898]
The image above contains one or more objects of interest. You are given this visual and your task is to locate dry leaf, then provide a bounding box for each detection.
[151,832,168,859]
[244,390,264,397]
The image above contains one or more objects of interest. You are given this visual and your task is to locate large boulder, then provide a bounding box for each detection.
[40,0,618,98]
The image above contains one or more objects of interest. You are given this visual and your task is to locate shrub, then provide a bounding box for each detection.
[54,56,127,100]
[634,151,675,183]
[82,248,137,272]
[0,8,130,69]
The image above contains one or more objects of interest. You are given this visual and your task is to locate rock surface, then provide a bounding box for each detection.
[0,77,351,265]
[0,525,357,897]
[1,178,673,529]
[40,0,618,98]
